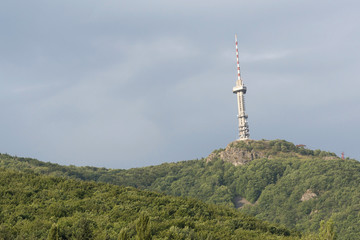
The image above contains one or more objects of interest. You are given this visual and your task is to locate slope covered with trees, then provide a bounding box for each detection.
[0,167,300,239]
[0,140,357,239]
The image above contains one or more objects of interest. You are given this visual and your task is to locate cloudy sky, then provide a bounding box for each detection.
[1,0,359,168]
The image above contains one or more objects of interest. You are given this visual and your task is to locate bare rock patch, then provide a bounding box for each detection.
[301,189,317,202]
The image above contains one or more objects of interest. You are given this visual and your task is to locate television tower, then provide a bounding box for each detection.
[233,34,250,140]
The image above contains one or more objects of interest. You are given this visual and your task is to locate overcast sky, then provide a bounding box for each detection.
[0,0,359,169]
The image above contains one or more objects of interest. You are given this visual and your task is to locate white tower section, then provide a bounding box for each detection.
[233,34,250,140]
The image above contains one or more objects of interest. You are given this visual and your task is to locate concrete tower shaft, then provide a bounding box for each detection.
[233,34,249,140]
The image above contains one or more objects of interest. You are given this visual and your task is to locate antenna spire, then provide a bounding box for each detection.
[235,34,241,83]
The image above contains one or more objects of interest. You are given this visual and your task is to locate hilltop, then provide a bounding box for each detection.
[206,139,339,165]
[0,139,358,239]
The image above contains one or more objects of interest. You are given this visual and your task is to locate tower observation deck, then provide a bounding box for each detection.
[233,34,250,140]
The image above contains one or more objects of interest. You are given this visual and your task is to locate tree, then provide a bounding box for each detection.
[118,228,130,240]
[73,216,95,240]
[136,213,152,240]
[47,223,59,240]
[319,218,337,240]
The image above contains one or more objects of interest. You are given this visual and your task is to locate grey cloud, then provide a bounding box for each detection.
[0,0,359,168]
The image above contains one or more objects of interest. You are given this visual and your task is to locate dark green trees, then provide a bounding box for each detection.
[0,168,300,239]
[135,213,151,240]
[47,224,59,240]
[319,218,337,240]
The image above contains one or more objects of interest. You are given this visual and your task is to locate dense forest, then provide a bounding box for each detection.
[0,167,302,239]
[0,140,357,239]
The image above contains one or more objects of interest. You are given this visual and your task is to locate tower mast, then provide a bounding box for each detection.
[233,34,250,140]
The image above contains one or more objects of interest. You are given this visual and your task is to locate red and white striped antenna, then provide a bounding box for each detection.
[235,34,241,83]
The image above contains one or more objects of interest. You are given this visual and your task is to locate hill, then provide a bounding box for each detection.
[0,167,300,239]
[0,139,358,239]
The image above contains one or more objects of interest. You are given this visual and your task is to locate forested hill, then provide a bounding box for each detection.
[0,167,301,239]
[0,139,358,239]
[0,140,341,188]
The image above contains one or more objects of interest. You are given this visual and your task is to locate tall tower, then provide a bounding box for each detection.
[233,34,250,140]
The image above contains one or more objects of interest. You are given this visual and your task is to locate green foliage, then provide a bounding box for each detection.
[47,223,59,240]
[0,167,300,239]
[118,228,130,240]
[0,140,357,239]
[166,226,195,239]
[319,218,337,240]
[228,139,338,159]
[135,213,151,240]
[241,158,359,240]
[73,214,95,240]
